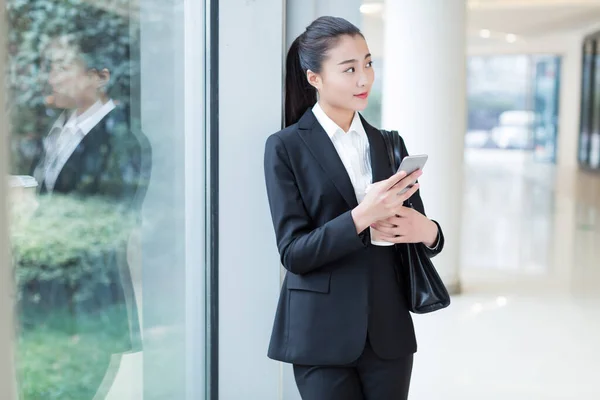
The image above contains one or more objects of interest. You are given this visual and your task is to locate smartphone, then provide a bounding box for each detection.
[396,154,428,194]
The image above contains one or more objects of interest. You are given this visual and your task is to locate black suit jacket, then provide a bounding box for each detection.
[30,105,152,354]
[35,107,151,210]
[264,108,444,366]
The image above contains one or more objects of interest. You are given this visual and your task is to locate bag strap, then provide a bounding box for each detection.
[380,130,413,208]
[379,129,405,171]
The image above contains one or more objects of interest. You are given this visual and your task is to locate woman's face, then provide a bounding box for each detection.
[44,39,103,109]
[308,34,374,112]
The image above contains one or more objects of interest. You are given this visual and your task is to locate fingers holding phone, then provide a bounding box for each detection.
[352,154,429,240]
[393,154,428,195]
[391,169,422,197]
[369,155,428,246]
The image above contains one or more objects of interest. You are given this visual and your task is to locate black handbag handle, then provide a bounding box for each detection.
[380,130,412,208]
[380,129,403,172]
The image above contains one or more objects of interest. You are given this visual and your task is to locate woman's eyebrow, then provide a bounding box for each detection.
[337,53,372,65]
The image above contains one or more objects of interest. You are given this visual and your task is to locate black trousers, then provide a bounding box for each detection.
[293,336,414,400]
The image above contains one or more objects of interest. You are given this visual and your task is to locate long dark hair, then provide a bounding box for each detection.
[285,16,362,127]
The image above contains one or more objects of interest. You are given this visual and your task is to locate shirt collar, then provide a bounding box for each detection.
[50,112,67,132]
[76,99,116,135]
[312,102,365,139]
[76,99,105,124]
[55,99,116,136]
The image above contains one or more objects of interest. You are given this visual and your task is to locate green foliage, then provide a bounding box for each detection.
[10,195,137,309]
[16,304,133,400]
[6,0,134,113]
[6,0,137,173]
[11,195,141,398]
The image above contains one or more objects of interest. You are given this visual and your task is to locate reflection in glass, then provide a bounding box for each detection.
[591,133,600,169]
[466,55,561,158]
[467,56,532,150]
[7,1,150,398]
[591,41,600,169]
[579,40,595,165]
[532,56,560,163]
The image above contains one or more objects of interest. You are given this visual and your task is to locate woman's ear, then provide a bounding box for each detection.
[307,69,322,91]
[95,68,111,90]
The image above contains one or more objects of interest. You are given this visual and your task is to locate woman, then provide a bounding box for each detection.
[264,16,444,399]
[27,20,150,398]
[33,31,149,205]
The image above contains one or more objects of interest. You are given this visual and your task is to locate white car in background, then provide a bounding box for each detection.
[490,110,535,149]
[465,130,492,148]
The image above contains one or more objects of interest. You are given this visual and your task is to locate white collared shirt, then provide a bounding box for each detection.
[37,99,116,192]
[312,102,440,250]
[312,102,372,204]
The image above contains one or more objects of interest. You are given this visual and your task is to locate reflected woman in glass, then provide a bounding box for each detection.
[21,7,151,399]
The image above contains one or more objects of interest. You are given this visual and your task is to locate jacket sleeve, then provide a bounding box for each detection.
[398,135,445,258]
[264,134,370,275]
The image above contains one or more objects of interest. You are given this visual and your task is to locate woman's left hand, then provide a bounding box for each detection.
[370,206,438,246]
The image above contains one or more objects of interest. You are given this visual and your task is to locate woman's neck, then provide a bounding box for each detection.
[319,101,355,132]
[75,95,106,116]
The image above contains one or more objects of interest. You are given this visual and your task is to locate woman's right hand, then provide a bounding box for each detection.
[351,169,422,234]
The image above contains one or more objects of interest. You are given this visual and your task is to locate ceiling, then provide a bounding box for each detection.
[468,0,600,44]
[362,0,600,45]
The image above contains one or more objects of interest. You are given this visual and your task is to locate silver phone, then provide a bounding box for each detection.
[396,154,428,194]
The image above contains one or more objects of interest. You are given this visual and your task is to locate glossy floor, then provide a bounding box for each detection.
[106,149,600,399]
[411,149,600,400]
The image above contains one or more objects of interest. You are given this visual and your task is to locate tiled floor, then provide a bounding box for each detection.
[410,149,600,400]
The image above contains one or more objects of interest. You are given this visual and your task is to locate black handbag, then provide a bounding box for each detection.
[379,129,451,314]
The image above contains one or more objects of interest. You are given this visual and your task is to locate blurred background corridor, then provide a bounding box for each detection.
[410,148,600,399]
[1,0,600,399]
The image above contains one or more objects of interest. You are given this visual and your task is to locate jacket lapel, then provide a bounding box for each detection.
[297,109,358,209]
[296,109,394,209]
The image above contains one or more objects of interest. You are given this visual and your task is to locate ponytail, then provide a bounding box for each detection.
[284,16,362,127]
[285,36,316,127]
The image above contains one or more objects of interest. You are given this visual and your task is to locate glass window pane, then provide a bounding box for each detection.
[580,40,594,165]
[591,133,600,169]
[467,55,534,150]
[591,40,600,169]
[4,1,206,398]
[0,3,18,396]
[531,55,560,163]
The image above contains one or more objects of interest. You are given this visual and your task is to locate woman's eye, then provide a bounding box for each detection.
[344,67,355,73]
[366,61,373,68]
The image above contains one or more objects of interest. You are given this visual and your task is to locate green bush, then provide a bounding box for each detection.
[10,195,137,313]
[17,304,133,400]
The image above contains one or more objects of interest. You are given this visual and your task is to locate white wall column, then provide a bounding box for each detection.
[218,0,285,399]
[382,0,466,294]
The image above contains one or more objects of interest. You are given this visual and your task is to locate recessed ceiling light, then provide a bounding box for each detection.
[360,3,384,14]
[506,33,517,43]
[479,29,491,38]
